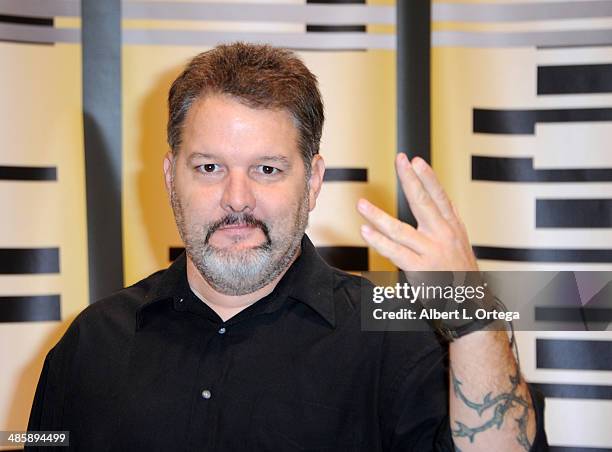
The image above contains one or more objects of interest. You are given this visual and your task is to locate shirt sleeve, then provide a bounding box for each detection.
[26,320,80,450]
[378,332,451,451]
[379,333,549,451]
[27,349,53,432]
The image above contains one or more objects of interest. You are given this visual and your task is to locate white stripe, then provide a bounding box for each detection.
[433,29,612,48]
[0,0,79,17]
[123,29,395,49]
[546,398,612,448]
[122,2,395,25]
[0,0,394,25]
[0,23,79,43]
[433,1,612,23]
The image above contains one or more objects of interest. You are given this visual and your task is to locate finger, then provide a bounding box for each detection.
[411,157,457,224]
[361,224,421,270]
[395,153,445,229]
[357,199,429,254]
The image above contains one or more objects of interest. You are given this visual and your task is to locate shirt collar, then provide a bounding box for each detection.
[137,234,336,328]
[283,235,336,327]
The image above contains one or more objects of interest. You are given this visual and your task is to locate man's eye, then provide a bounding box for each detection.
[258,165,279,175]
[199,164,219,173]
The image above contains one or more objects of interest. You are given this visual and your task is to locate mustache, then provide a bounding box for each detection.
[204,213,271,246]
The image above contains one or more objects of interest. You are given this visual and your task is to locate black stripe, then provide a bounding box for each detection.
[549,447,612,452]
[0,14,53,27]
[0,295,60,322]
[535,306,612,323]
[397,1,431,226]
[531,382,612,400]
[0,165,57,181]
[472,156,612,183]
[306,0,365,48]
[170,246,368,271]
[474,108,612,134]
[306,24,366,32]
[82,0,124,302]
[536,199,612,228]
[538,63,612,95]
[323,168,367,182]
[0,38,53,46]
[537,339,612,371]
[474,246,612,262]
[0,248,59,274]
[0,14,54,46]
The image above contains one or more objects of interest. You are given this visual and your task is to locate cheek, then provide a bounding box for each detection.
[177,185,222,223]
[255,183,306,221]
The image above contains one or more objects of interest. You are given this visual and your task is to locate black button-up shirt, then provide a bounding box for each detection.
[28,236,547,451]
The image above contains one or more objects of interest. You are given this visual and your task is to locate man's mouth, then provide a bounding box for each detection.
[217,223,256,231]
[209,223,267,249]
[204,214,271,248]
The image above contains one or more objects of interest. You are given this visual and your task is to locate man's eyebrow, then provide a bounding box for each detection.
[186,153,292,166]
[258,155,291,166]
[187,152,215,161]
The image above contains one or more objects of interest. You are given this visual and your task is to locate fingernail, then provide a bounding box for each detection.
[398,153,410,167]
[357,199,369,212]
[413,157,425,173]
[361,224,371,235]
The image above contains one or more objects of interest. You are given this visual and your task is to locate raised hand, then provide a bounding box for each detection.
[357,153,478,273]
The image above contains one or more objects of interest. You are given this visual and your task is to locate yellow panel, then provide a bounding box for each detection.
[300,50,397,271]
[54,17,81,28]
[0,41,87,431]
[0,42,88,319]
[0,322,73,431]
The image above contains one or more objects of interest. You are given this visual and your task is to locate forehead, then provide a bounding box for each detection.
[180,94,300,160]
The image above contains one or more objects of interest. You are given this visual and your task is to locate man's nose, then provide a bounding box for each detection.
[221,170,256,213]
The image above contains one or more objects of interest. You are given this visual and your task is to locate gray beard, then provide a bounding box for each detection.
[171,183,309,296]
[194,234,301,295]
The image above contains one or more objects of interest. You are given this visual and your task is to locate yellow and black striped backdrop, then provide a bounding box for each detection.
[1,1,611,450]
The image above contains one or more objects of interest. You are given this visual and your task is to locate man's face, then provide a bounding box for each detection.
[164,94,324,296]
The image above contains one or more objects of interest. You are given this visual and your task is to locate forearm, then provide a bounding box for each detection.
[356,156,540,449]
[449,330,536,452]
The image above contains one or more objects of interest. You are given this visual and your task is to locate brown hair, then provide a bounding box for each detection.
[167,42,324,172]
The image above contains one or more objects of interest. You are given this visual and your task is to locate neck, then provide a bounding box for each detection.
[186,249,300,322]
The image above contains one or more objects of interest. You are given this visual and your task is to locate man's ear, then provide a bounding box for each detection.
[308,154,325,211]
[163,151,175,195]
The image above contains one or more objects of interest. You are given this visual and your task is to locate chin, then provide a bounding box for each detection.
[210,232,268,250]
[211,241,269,254]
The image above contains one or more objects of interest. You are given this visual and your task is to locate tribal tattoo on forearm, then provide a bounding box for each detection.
[450,366,532,451]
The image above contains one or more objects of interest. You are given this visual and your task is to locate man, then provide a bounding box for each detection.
[28,43,547,451]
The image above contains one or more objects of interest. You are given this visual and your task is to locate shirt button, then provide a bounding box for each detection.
[218,327,226,335]
[178,298,184,304]
[201,389,212,400]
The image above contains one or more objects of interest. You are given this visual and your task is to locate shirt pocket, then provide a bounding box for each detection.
[250,396,363,451]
